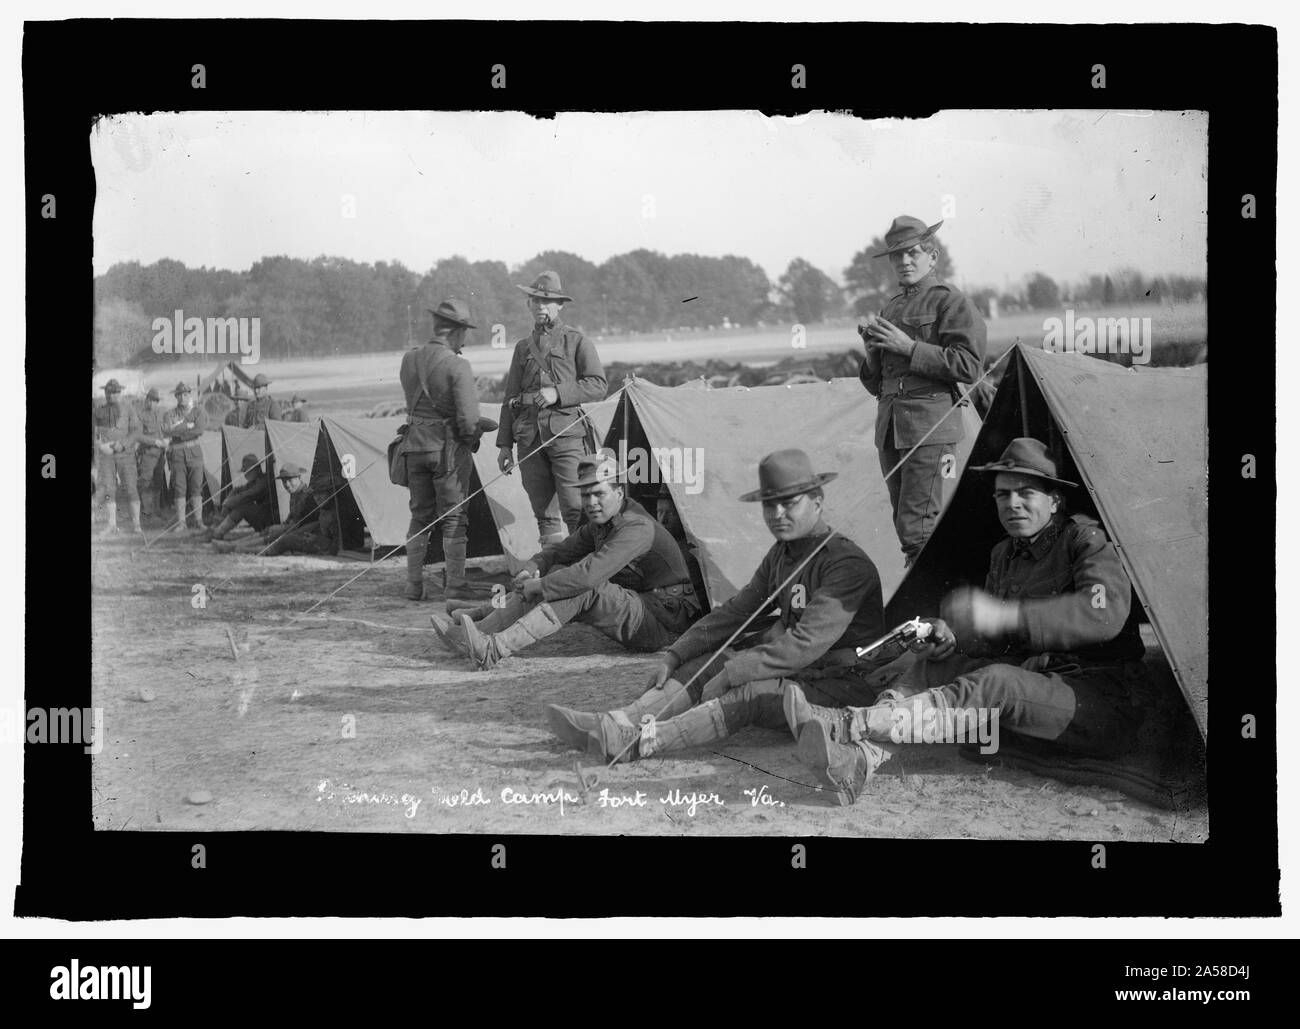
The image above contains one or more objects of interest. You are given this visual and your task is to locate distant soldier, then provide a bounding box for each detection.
[134,387,169,521]
[162,382,209,531]
[241,373,282,428]
[433,451,702,670]
[203,453,273,542]
[283,394,311,422]
[397,298,487,601]
[213,463,336,556]
[859,216,987,566]
[497,271,607,546]
[92,379,143,535]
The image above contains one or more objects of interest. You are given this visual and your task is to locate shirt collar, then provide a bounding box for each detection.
[1010,515,1064,559]
[781,522,833,558]
[902,271,939,298]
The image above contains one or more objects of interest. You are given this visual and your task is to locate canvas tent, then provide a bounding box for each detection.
[599,376,981,607]
[887,344,1208,737]
[265,419,324,520]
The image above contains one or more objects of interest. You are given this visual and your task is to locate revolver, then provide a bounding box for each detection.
[854,617,933,665]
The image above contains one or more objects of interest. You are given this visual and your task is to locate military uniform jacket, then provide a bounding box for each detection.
[398,339,481,454]
[135,405,167,449]
[283,408,310,423]
[241,395,282,429]
[534,499,694,602]
[668,526,885,686]
[92,400,142,453]
[978,512,1144,665]
[282,486,322,531]
[496,322,606,449]
[163,405,208,449]
[859,271,987,448]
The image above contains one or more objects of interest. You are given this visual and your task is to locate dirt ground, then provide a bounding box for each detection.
[90,528,1208,842]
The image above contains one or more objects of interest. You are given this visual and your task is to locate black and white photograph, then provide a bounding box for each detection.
[85,106,1211,842]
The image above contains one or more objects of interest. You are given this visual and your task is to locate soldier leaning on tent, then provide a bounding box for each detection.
[859,215,987,567]
[202,453,274,542]
[396,298,494,602]
[213,463,337,556]
[241,373,282,429]
[430,450,702,669]
[134,387,169,522]
[92,378,144,536]
[546,449,889,765]
[163,382,209,531]
[791,438,1148,804]
[497,271,608,546]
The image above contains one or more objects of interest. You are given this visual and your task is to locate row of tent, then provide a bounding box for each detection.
[195,345,1206,736]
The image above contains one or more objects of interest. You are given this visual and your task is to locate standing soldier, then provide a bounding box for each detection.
[134,387,169,522]
[92,379,143,536]
[397,298,486,602]
[284,394,311,422]
[241,373,282,428]
[497,271,607,546]
[163,382,209,531]
[858,216,987,567]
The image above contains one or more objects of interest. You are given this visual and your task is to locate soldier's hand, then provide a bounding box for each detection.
[497,447,515,475]
[865,316,916,357]
[914,617,957,660]
[699,667,733,702]
[942,587,1019,642]
[645,655,680,691]
[521,577,545,602]
[538,386,559,407]
[512,561,540,585]
[96,442,114,455]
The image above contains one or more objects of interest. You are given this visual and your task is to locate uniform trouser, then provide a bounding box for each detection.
[135,447,165,511]
[938,659,1144,758]
[877,422,955,563]
[525,584,699,652]
[264,527,335,556]
[168,444,205,507]
[406,444,472,543]
[223,494,274,532]
[517,428,591,536]
[95,450,137,505]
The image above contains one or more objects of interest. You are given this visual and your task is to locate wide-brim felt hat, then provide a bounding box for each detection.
[872,215,944,258]
[145,387,161,401]
[427,298,477,329]
[102,378,124,393]
[173,382,192,395]
[574,450,622,489]
[476,416,499,433]
[969,437,1078,489]
[252,373,272,388]
[739,448,838,503]
[276,462,307,480]
[241,453,264,474]
[516,270,574,303]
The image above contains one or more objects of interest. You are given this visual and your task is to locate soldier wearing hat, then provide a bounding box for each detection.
[497,271,607,545]
[396,297,488,601]
[213,463,336,556]
[203,453,273,542]
[858,215,987,566]
[134,387,169,521]
[92,378,144,535]
[162,382,209,530]
[283,394,311,422]
[546,448,887,766]
[241,373,282,429]
[792,438,1148,804]
[432,449,702,670]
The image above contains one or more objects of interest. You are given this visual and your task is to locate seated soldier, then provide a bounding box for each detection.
[546,448,887,766]
[204,454,274,542]
[430,451,702,670]
[792,437,1147,804]
[212,463,337,556]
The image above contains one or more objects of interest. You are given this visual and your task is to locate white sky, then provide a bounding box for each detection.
[90,108,1207,291]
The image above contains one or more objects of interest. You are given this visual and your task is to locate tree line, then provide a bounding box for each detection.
[93,243,1206,368]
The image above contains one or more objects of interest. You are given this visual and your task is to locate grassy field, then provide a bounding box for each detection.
[132,301,1206,419]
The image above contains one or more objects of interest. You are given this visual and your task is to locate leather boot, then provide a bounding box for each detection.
[547,677,696,751]
[585,697,729,764]
[405,532,428,601]
[128,500,144,534]
[441,535,477,601]
[461,602,563,671]
[797,721,892,806]
[782,683,856,743]
[429,613,469,656]
[446,596,491,619]
[204,513,239,542]
[188,497,205,531]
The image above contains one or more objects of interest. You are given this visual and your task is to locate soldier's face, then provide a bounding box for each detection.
[994,473,1058,538]
[762,492,822,541]
[889,243,935,286]
[177,393,192,411]
[529,296,561,325]
[582,482,623,525]
[284,476,304,494]
[254,386,268,399]
[656,498,682,536]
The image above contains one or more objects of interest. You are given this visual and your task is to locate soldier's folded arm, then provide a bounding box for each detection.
[532,523,596,577]
[450,358,482,442]
[540,518,654,600]
[905,292,987,384]
[723,556,872,684]
[1015,525,1134,652]
[554,335,607,407]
